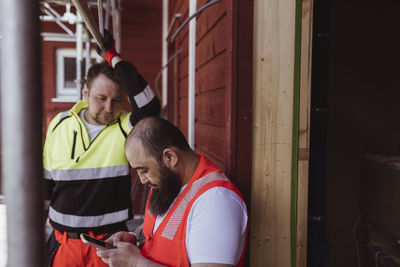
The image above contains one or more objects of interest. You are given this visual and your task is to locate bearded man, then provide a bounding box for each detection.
[97,117,248,267]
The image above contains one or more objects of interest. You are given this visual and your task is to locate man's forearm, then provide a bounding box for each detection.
[137,258,166,267]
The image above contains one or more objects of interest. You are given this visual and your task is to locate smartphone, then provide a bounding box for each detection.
[80,233,116,249]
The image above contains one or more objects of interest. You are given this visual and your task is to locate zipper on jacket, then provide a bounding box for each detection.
[71,131,77,159]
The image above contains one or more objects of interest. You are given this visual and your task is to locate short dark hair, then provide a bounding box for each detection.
[84,61,121,89]
[128,117,191,163]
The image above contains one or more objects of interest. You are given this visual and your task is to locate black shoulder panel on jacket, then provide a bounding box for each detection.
[51,112,71,133]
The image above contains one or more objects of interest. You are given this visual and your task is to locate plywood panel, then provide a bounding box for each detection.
[251,0,296,266]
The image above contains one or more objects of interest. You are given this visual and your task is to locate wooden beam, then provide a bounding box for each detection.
[296,0,313,266]
[251,0,296,265]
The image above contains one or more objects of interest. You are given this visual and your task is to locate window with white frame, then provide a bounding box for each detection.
[52,48,101,102]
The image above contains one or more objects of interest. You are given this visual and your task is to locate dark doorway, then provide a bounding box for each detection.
[308,0,400,266]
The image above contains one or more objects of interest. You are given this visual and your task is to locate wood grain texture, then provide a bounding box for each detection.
[196,51,226,93]
[296,0,313,266]
[251,0,296,265]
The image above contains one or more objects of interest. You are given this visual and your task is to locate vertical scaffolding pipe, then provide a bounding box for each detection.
[85,29,91,74]
[112,0,121,53]
[0,1,44,266]
[105,0,111,30]
[97,0,104,35]
[188,0,197,149]
[162,0,169,109]
[76,13,83,100]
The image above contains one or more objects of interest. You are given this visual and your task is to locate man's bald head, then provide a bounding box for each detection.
[126,117,191,164]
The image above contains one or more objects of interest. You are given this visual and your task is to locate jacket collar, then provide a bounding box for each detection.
[69,100,88,117]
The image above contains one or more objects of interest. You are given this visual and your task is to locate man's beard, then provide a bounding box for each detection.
[148,164,182,216]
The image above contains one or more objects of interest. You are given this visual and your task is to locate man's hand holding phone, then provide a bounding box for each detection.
[80,233,116,250]
[94,231,147,266]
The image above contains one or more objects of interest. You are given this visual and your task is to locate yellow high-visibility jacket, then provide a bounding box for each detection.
[43,100,133,233]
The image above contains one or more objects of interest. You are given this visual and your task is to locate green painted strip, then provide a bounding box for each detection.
[291,0,303,266]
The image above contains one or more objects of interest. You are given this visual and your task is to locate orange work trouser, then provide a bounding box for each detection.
[51,230,109,267]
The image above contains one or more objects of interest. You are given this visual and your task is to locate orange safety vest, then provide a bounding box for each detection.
[141,155,247,267]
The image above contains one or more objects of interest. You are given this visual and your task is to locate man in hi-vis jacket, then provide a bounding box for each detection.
[43,31,160,267]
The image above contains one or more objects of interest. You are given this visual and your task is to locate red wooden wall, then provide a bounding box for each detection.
[167,0,253,204]
[120,0,162,87]
[169,0,230,169]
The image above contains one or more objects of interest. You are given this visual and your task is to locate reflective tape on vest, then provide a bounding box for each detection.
[49,206,129,228]
[161,171,229,240]
[134,85,155,108]
[48,165,130,181]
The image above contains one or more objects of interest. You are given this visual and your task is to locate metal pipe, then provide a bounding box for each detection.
[0,1,44,266]
[171,0,220,42]
[112,0,121,52]
[44,2,64,20]
[166,13,181,40]
[97,0,104,35]
[43,8,74,35]
[105,0,111,30]
[76,13,83,100]
[71,0,104,49]
[154,48,184,97]
[41,32,97,43]
[188,0,197,149]
[162,0,169,108]
[85,29,91,75]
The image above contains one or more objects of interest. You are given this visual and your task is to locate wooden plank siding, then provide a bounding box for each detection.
[167,0,254,222]
[167,1,255,263]
[120,1,162,89]
[169,0,229,172]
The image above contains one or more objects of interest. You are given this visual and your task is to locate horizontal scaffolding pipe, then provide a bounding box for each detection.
[41,32,97,43]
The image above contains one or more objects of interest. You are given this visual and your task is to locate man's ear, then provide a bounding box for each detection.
[83,84,89,100]
[162,148,178,168]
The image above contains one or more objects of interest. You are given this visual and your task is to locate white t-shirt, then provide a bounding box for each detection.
[154,186,248,265]
[80,109,106,142]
